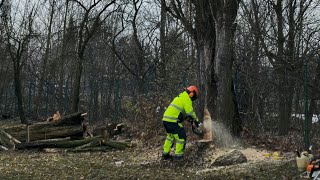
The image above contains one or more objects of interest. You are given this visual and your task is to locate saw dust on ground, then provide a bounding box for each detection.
[206,147,271,161]
[240,147,275,161]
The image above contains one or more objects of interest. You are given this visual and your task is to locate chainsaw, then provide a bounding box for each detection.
[191,122,203,137]
[185,116,203,137]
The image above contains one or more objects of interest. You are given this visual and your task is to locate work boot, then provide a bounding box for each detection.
[162,153,172,160]
[174,155,184,161]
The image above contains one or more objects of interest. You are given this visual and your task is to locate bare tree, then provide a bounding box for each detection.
[2,2,37,124]
[69,0,116,113]
[165,0,241,136]
[159,0,167,86]
[36,0,56,115]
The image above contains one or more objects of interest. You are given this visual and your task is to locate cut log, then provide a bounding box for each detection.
[47,112,84,126]
[100,140,132,150]
[16,137,99,150]
[69,146,112,153]
[3,112,85,142]
[16,136,133,151]
[71,139,101,150]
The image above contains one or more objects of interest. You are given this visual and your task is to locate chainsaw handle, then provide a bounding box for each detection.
[191,125,201,135]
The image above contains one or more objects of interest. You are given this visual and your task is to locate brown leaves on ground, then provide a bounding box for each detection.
[241,127,308,153]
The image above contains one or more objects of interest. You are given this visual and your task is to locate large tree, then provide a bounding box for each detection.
[165,0,241,136]
[210,0,241,136]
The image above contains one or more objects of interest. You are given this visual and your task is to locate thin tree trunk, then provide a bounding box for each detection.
[159,0,167,86]
[277,70,294,135]
[37,0,55,116]
[71,56,83,112]
[14,69,27,124]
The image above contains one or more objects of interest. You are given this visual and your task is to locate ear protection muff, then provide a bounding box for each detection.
[187,90,197,101]
[186,86,199,101]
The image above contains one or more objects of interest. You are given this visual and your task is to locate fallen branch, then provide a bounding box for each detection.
[0,129,21,150]
[68,146,113,153]
[72,139,101,150]
[100,140,132,150]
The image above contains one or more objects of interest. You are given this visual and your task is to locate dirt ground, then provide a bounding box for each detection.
[0,142,304,180]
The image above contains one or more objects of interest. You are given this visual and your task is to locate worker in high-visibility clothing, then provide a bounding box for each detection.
[162,85,201,160]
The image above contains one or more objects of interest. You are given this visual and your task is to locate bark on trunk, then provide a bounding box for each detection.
[211,0,241,136]
[278,70,294,135]
[159,0,167,86]
[214,22,239,136]
[71,57,83,113]
[14,70,28,124]
[37,1,55,115]
[194,1,215,122]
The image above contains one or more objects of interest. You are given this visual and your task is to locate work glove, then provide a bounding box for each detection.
[185,115,193,122]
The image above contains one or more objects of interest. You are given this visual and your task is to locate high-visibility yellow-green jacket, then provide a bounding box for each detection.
[162,91,198,124]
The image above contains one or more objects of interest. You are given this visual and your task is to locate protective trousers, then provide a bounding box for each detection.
[162,121,186,157]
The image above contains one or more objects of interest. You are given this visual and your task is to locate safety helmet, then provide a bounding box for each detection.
[186,85,199,101]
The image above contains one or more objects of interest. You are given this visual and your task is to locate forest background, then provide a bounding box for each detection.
[0,0,319,150]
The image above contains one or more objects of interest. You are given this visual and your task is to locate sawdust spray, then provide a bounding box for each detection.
[203,108,240,148]
[212,121,240,148]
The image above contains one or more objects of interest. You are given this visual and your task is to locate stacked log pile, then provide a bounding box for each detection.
[0,112,132,152]
[2,112,85,142]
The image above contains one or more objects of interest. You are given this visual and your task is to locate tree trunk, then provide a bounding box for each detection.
[37,1,55,116]
[14,68,28,124]
[194,1,216,122]
[212,0,241,136]
[278,69,294,135]
[275,0,293,136]
[58,0,69,113]
[71,57,83,112]
[214,26,237,135]
[159,0,167,86]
